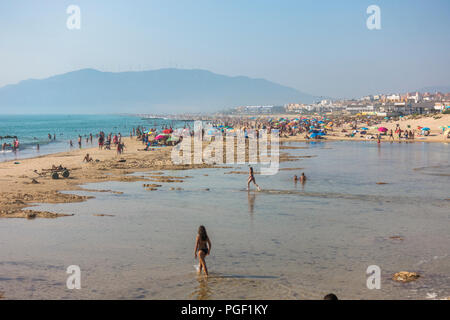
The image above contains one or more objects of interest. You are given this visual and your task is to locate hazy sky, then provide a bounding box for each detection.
[0,0,449,98]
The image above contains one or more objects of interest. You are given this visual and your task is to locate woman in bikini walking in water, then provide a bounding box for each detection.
[247,166,261,191]
[194,225,211,277]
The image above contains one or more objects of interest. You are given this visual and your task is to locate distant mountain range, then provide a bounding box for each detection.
[0,68,317,114]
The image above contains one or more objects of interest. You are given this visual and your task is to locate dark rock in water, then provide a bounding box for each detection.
[26,212,37,220]
[376,182,388,185]
[392,271,420,282]
[389,235,404,240]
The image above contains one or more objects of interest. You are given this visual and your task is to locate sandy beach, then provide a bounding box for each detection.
[1,114,449,219]
[0,137,209,218]
[0,135,296,219]
[273,114,450,143]
[0,115,449,300]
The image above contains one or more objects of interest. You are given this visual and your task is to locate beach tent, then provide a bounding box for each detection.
[310,133,319,138]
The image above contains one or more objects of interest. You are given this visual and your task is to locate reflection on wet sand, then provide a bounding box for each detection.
[192,276,212,300]
[190,273,279,300]
[247,191,256,214]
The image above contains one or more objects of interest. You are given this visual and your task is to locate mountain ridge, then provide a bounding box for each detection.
[0,68,317,114]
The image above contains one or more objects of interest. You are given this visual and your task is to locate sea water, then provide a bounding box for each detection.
[0,141,449,299]
[0,114,191,162]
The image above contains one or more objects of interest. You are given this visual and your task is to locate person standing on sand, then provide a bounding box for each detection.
[117,142,125,155]
[247,166,261,191]
[98,134,104,150]
[194,225,211,277]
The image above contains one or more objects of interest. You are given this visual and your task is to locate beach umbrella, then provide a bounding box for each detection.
[361,127,369,130]
[421,127,430,131]
[155,134,168,140]
[378,127,388,132]
[162,129,172,134]
[310,133,319,138]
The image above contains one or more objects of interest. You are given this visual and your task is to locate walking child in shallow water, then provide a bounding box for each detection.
[247,166,261,191]
[194,225,211,277]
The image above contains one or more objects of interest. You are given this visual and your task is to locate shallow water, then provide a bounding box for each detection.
[0,141,449,299]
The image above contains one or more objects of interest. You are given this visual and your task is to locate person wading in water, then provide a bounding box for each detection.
[194,225,211,277]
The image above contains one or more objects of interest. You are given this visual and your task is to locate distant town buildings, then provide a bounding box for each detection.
[280,90,450,116]
[222,90,450,116]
